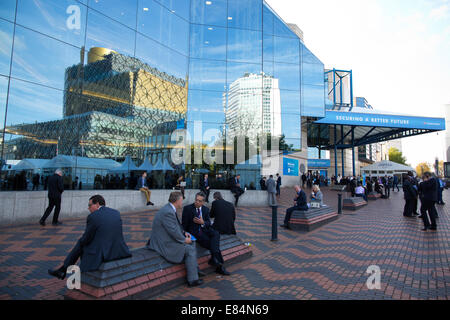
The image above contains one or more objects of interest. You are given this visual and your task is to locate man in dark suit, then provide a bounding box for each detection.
[230,174,245,206]
[199,174,211,203]
[182,192,230,276]
[402,174,417,217]
[48,195,132,279]
[281,185,308,229]
[210,192,236,235]
[40,169,64,226]
[419,172,438,231]
[276,174,282,196]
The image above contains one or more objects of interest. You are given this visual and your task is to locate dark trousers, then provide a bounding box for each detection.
[41,196,61,224]
[231,188,244,206]
[438,188,444,204]
[63,239,83,269]
[276,185,281,196]
[196,228,224,265]
[403,198,414,217]
[420,199,437,229]
[201,188,210,202]
[413,197,418,214]
[392,183,399,192]
[385,186,390,198]
[284,206,302,225]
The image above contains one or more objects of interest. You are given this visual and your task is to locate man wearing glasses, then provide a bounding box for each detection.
[48,195,131,279]
[182,192,230,276]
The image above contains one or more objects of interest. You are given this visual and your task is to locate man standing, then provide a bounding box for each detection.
[210,192,236,235]
[276,173,282,196]
[393,175,400,192]
[32,173,40,191]
[147,192,204,287]
[266,175,277,207]
[281,185,308,229]
[40,169,64,226]
[48,195,131,279]
[199,173,210,203]
[437,176,445,205]
[182,192,230,276]
[301,173,307,188]
[230,174,245,206]
[402,174,417,217]
[259,177,267,190]
[137,172,154,206]
[418,173,438,231]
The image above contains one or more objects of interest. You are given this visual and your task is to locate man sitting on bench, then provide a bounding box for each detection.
[48,195,132,279]
[281,185,308,230]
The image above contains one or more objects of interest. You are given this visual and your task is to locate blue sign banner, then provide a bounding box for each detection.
[314,111,445,130]
[283,158,299,176]
[308,159,331,168]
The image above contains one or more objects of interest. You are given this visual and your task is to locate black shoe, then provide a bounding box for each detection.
[198,270,206,277]
[422,227,428,231]
[147,201,155,206]
[414,212,420,216]
[429,227,437,231]
[39,220,45,226]
[208,257,221,267]
[187,279,203,287]
[418,215,423,218]
[216,265,230,276]
[48,267,66,280]
[280,224,291,229]
[52,222,62,226]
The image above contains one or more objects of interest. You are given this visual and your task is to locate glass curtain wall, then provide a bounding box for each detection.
[0,0,324,191]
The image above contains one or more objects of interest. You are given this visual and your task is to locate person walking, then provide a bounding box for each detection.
[392,175,400,192]
[39,169,64,226]
[276,173,282,196]
[266,175,277,207]
[418,172,438,231]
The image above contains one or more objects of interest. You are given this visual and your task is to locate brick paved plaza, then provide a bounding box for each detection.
[0,187,449,300]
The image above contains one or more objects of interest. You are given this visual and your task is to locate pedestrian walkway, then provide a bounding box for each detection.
[0,187,449,300]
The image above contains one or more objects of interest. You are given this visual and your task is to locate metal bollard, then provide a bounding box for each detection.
[271,205,278,241]
[338,193,342,214]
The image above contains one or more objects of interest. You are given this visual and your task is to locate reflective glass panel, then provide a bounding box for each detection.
[226,61,262,87]
[302,62,324,86]
[274,15,296,38]
[263,3,274,35]
[274,62,300,91]
[189,58,226,92]
[0,0,16,22]
[274,36,299,64]
[227,0,262,31]
[138,0,189,55]
[263,61,273,78]
[0,19,13,76]
[301,44,322,64]
[16,0,87,48]
[227,28,262,63]
[0,75,7,129]
[86,9,136,58]
[157,0,190,20]
[190,24,226,61]
[186,121,224,146]
[187,90,225,123]
[190,0,227,27]
[11,25,81,90]
[280,90,300,114]
[284,138,301,151]
[281,113,301,139]
[302,84,325,117]
[90,0,137,29]
[263,33,274,62]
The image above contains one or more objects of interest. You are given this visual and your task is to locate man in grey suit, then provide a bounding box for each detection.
[147,192,204,287]
[266,175,277,207]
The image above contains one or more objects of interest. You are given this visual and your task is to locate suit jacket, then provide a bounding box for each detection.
[147,203,188,264]
[210,199,236,235]
[276,176,282,187]
[199,178,209,192]
[79,206,131,272]
[47,174,64,199]
[136,176,147,189]
[182,204,212,238]
[420,178,437,202]
[266,178,277,193]
[294,190,308,211]
[230,177,241,191]
[403,179,417,200]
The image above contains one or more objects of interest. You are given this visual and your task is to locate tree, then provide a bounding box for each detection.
[416,162,432,177]
[388,147,407,165]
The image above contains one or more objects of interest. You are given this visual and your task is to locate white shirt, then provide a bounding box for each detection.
[355,186,365,194]
[169,203,177,213]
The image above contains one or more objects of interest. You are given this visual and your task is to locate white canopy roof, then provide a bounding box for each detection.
[137,156,154,172]
[43,155,120,170]
[12,159,49,171]
[111,155,139,172]
[361,160,414,173]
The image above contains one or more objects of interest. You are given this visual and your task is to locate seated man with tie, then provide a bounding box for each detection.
[137,172,154,206]
[281,185,308,230]
[182,192,230,276]
[230,174,245,206]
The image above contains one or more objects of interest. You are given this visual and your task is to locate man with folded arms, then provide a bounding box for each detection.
[147,192,205,287]
[48,195,131,279]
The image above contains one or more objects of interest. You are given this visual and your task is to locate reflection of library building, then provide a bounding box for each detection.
[0,1,445,189]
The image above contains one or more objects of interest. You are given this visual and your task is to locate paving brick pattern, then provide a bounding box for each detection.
[0,187,449,300]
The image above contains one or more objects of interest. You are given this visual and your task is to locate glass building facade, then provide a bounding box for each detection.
[0,0,325,190]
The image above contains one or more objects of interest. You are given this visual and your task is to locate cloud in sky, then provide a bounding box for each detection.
[267,0,450,167]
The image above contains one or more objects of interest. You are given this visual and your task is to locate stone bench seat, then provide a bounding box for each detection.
[64,234,252,300]
[367,192,381,200]
[289,206,339,231]
[343,197,368,211]
[330,185,346,192]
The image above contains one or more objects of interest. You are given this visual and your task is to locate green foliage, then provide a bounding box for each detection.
[388,147,407,165]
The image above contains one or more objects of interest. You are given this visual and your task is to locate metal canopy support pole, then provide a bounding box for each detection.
[333,69,336,107]
[350,70,354,109]
[334,125,338,179]
[352,126,356,176]
[341,125,345,177]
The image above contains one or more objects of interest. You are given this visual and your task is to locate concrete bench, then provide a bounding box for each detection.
[64,234,252,300]
[330,185,346,192]
[289,206,339,231]
[367,192,381,201]
[343,197,368,211]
